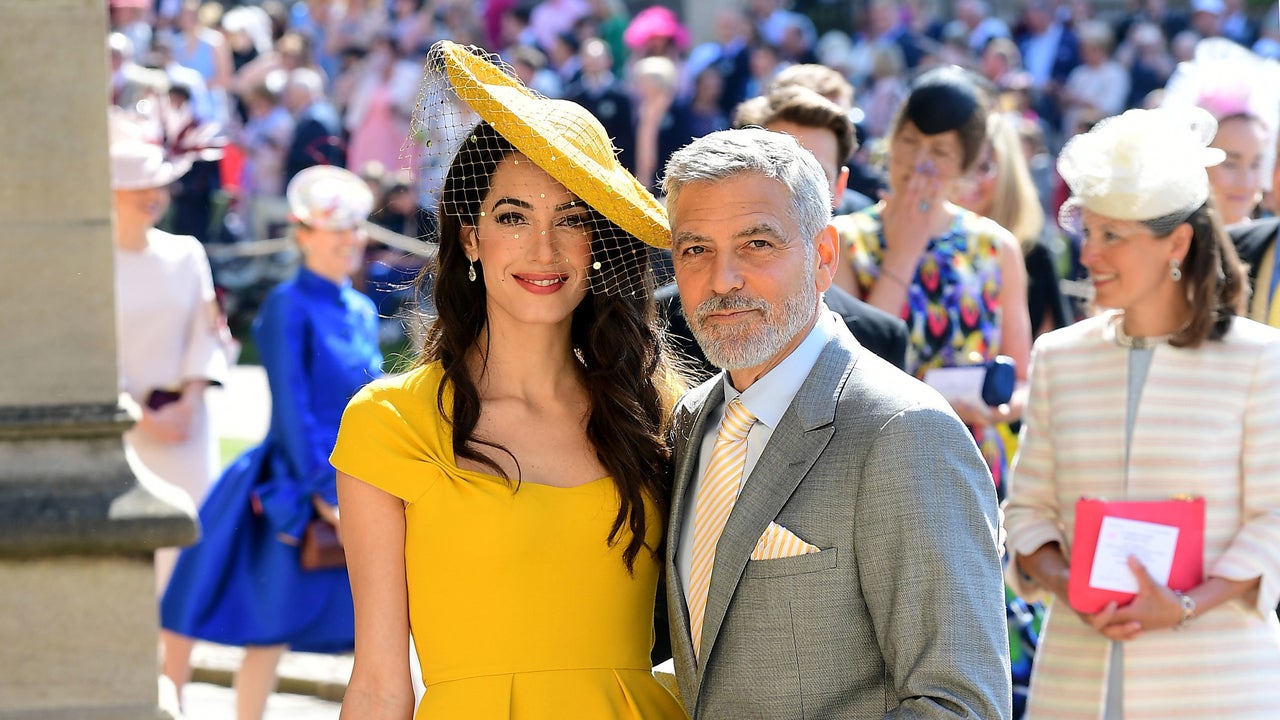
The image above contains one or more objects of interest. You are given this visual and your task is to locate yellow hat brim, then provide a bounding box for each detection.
[436,41,671,249]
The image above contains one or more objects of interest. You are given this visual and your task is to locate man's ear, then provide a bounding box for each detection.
[814,223,839,293]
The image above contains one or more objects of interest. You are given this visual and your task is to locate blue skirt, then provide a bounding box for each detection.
[160,444,354,653]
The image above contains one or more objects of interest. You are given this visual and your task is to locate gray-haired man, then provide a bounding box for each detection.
[663,127,1011,719]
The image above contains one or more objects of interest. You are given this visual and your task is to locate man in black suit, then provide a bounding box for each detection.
[1230,216,1280,326]
[282,67,345,187]
[1229,133,1280,329]
[658,86,908,379]
[564,39,636,174]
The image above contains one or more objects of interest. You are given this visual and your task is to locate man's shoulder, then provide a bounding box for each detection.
[825,285,901,329]
[1230,216,1280,264]
[672,373,720,440]
[675,373,719,414]
[823,338,954,426]
[824,287,908,369]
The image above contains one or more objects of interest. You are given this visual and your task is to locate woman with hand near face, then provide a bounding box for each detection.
[160,166,383,720]
[832,66,1032,491]
[331,42,686,720]
[1004,106,1280,718]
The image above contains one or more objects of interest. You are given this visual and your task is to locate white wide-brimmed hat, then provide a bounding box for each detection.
[286,166,375,231]
[1058,106,1225,230]
[110,140,190,191]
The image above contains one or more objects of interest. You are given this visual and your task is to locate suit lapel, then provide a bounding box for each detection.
[667,378,725,702]
[695,335,857,682]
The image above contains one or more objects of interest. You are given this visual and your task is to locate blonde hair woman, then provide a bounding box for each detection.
[959,112,1072,338]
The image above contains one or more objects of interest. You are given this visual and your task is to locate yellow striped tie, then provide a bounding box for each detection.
[687,397,756,658]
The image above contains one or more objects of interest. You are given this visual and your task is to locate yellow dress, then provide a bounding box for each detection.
[331,362,687,719]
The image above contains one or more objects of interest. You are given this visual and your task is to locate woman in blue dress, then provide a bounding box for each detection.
[160,165,383,720]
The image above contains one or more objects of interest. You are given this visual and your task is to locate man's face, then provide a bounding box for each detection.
[670,173,837,388]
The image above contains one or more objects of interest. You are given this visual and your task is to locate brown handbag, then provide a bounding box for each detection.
[299,519,345,570]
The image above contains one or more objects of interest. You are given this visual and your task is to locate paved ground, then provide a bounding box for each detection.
[190,642,353,703]
[183,682,340,719]
[207,364,271,442]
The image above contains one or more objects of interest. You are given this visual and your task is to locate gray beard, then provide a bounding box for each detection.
[689,284,818,371]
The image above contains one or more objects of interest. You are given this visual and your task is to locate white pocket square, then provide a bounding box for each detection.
[751,521,821,560]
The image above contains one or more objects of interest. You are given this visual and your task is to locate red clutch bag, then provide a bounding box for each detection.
[1068,496,1205,614]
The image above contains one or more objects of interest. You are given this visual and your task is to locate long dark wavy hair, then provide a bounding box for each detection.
[1141,199,1246,347]
[415,120,677,572]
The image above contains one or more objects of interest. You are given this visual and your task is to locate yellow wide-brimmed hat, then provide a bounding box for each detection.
[433,40,670,249]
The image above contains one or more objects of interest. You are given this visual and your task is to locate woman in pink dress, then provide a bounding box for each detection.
[345,34,421,176]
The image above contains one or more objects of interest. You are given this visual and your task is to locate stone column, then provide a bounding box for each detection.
[0,1,197,718]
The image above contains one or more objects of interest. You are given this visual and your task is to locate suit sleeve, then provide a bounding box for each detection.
[857,404,1012,720]
[1209,339,1280,613]
[1002,341,1067,602]
[885,317,909,371]
[285,119,320,181]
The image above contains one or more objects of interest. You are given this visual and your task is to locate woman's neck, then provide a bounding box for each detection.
[467,321,583,404]
[114,218,150,251]
[1119,293,1192,339]
[302,261,349,286]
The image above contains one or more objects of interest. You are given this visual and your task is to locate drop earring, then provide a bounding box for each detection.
[1169,258,1182,282]
[467,258,477,282]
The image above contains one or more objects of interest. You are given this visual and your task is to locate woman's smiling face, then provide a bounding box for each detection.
[463,153,595,330]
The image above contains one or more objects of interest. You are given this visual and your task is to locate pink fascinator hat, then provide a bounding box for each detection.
[1162,37,1280,130]
[1161,37,1280,189]
[623,7,690,52]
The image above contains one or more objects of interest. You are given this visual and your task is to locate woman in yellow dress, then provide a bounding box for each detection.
[331,42,686,719]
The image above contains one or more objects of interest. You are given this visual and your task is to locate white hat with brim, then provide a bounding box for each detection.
[286,165,375,231]
[1057,107,1224,231]
[433,40,670,249]
[110,140,191,191]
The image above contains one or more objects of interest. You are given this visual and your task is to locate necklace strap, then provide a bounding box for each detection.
[1110,313,1188,349]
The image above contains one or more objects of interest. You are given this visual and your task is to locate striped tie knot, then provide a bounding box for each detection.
[718,398,756,443]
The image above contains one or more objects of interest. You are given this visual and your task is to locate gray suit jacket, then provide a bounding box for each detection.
[666,323,1011,719]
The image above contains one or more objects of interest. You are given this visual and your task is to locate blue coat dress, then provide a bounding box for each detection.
[161,267,382,652]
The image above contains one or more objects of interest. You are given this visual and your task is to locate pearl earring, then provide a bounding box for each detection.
[1170,258,1182,282]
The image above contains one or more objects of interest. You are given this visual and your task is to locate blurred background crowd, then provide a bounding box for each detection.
[106,0,1280,355]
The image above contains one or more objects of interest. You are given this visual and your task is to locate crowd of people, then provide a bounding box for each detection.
[102,1,1280,719]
